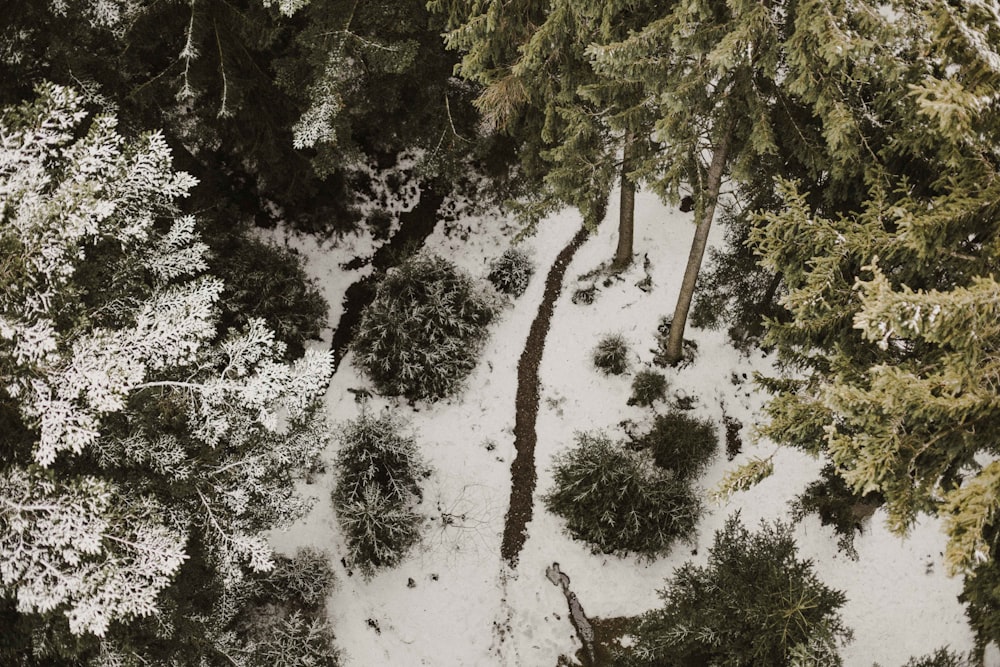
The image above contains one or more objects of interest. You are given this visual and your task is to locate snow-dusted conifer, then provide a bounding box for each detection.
[750,1,1000,594]
[333,410,427,575]
[0,83,333,655]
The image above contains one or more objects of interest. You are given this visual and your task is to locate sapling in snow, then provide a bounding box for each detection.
[487,246,535,297]
[332,411,428,575]
[544,431,701,557]
[592,333,631,375]
[351,252,497,401]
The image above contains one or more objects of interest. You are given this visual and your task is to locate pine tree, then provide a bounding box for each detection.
[750,1,1000,583]
[588,0,831,365]
[3,0,493,235]
[0,84,334,662]
[621,515,850,666]
[435,0,657,265]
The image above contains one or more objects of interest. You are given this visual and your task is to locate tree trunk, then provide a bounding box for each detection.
[662,131,732,365]
[612,134,636,271]
[758,271,782,312]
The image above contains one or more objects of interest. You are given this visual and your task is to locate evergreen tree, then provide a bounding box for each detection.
[2,0,496,235]
[435,0,658,266]
[588,0,871,365]
[620,515,850,666]
[0,84,335,663]
[749,1,1000,581]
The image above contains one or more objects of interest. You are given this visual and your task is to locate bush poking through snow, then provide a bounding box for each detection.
[572,284,598,305]
[351,253,497,401]
[617,515,851,666]
[593,334,631,375]
[488,247,535,297]
[628,369,668,406]
[639,410,718,482]
[544,432,702,557]
[332,412,427,576]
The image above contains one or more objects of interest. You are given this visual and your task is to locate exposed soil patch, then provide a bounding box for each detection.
[501,225,589,566]
[329,188,446,371]
[572,616,635,666]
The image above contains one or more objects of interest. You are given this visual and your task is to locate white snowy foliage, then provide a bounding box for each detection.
[18,275,224,465]
[0,469,188,636]
[142,215,210,282]
[48,0,144,31]
[292,52,349,150]
[259,0,311,17]
[0,84,335,637]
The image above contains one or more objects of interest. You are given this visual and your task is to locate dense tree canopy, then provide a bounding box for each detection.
[6,0,1000,661]
[2,0,503,234]
[0,83,333,663]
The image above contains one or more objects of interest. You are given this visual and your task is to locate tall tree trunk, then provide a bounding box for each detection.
[612,134,636,271]
[663,131,732,365]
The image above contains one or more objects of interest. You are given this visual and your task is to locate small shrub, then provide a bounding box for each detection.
[214,235,328,360]
[640,410,718,482]
[618,515,851,666]
[544,432,702,557]
[488,247,535,297]
[790,464,883,559]
[351,253,497,401]
[572,284,598,305]
[333,412,427,575]
[593,333,630,375]
[628,369,668,407]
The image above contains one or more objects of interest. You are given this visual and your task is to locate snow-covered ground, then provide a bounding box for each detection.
[266,186,976,666]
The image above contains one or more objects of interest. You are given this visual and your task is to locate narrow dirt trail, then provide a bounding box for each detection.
[501,225,590,566]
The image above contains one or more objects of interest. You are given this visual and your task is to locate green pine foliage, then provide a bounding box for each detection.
[351,253,497,401]
[751,3,1000,575]
[960,519,1000,659]
[627,369,668,407]
[896,648,973,667]
[332,411,427,576]
[790,464,883,559]
[213,234,328,360]
[487,246,535,297]
[434,0,658,233]
[690,187,786,349]
[543,432,702,558]
[619,515,851,666]
[639,411,718,482]
[592,333,631,375]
